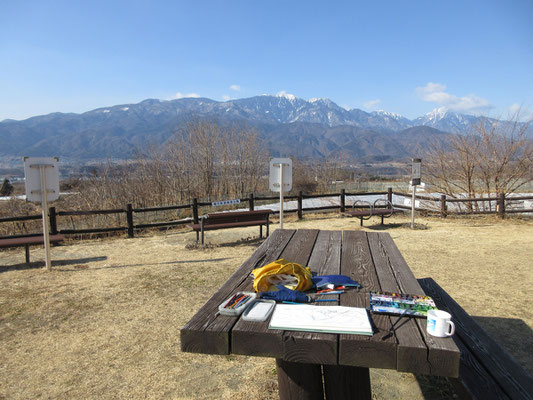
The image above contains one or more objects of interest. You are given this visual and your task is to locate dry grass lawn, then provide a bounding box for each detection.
[1,213,532,399]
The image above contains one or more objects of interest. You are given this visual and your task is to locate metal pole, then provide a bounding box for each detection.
[410,158,422,229]
[40,166,52,270]
[279,163,284,229]
[411,183,416,229]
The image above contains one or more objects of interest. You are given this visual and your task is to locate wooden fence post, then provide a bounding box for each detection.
[387,187,393,204]
[126,204,134,238]
[340,189,346,213]
[440,194,447,218]
[192,198,199,224]
[49,206,58,234]
[298,191,303,220]
[498,192,505,219]
[249,193,254,211]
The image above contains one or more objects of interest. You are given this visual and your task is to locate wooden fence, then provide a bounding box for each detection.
[1,188,533,240]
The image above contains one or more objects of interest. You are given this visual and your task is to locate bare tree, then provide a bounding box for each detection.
[153,121,267,201]
[475,116,533,195]
[425,130,480,211]
[424,113,533,210]
[220,126,266,197]
[291,158,319,194]
[0,178,14,196]
[180,121,220,200]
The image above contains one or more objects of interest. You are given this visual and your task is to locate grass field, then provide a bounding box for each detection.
[1,213,532,399]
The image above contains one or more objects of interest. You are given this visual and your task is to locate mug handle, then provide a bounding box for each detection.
[446,320,455,336]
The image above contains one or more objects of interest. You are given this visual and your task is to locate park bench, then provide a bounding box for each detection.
[344,198,403,226]
[190,209,272,244]
[419,277,533,400]
[0,234,65,263]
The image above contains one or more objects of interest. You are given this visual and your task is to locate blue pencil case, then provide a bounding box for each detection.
[312,275,361,289]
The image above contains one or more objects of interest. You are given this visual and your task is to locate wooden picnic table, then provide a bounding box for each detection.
[181,229,460,399]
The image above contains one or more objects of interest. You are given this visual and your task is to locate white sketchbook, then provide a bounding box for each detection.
[269,304,373,335]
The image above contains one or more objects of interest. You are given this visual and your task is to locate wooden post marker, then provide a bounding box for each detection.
[498,192,505,219]
[248,193,254,211]
[24,157,60,270]
[411,158,422,229]
[440,194,447,218]
[126,204,134,238]
[49,206,58,234]
[269,158,292,230]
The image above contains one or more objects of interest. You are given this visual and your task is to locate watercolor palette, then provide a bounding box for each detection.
[369,291,437,317]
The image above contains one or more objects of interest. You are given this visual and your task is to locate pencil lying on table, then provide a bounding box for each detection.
[316,291,345,295]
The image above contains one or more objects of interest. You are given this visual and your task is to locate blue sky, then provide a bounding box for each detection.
[1,0,532,121]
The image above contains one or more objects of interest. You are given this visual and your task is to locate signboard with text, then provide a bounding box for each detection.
[212,199,241,207]
[411,158,421,186]
[269,158,292,192]
[23,157,60,203]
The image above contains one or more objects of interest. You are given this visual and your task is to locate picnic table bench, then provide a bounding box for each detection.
[190,209,272,244]
[344,199,403,226]
[0,234,65,263]
[419,278,533,400]
[181,229,461,399]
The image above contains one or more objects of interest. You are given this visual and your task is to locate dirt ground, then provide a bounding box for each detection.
[1,213,532,399]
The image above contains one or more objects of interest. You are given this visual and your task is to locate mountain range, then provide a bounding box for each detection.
[0,93,515,162]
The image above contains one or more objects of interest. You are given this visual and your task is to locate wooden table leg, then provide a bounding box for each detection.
[323,365,371,400]
[276,359,324,400]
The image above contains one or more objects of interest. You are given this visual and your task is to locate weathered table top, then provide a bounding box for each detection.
[181,229,460,378]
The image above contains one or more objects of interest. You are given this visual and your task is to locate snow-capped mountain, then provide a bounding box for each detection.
[1,93,498,133]
[413,107,484,133]
[0,94,524,161]
[229,94,357,127]
[222,94,477,133]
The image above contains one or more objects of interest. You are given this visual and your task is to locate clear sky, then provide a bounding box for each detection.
[1,0,532,121]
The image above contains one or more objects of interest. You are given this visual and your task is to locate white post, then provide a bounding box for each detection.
[279,163,284,229]
[39,166,52,270]
[411,183,416,229]
[410,158,421,230]
[269,158,291,228]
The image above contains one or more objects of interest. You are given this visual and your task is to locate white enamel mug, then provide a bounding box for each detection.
[427,309,455,337]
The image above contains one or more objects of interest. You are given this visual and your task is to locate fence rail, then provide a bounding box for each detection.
[0,214,42,223]
[1,188,532,240]
[57,208,125,216]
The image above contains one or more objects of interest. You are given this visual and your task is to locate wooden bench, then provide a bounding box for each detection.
[0,234,65,263]
[419,277,533,400]
[344,199,403,226]
[190,209,272,244]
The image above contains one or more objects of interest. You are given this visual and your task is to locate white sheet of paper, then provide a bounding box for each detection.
[269,304,373,335]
